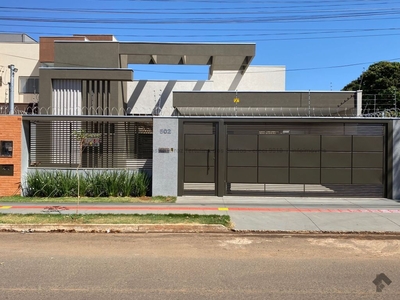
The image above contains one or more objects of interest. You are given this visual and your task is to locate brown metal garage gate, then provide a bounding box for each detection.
[180,121,387,198]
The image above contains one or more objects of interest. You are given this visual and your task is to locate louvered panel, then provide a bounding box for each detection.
[52,80,82,115]
[126,159,153,170]
[29,120,153,170]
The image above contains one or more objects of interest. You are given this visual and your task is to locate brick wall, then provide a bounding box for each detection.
[0,116,22,196]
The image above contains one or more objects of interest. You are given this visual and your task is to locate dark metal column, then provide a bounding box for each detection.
[386,122,393,199]
[217,119,226,197]
[177,119,185,196]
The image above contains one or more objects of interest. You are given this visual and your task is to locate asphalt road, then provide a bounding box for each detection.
[0,233,399,299]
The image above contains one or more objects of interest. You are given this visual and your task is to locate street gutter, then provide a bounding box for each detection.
[0,224,230,233]
[2,224,400,239]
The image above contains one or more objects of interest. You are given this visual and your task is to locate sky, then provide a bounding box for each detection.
[1,0,400,92]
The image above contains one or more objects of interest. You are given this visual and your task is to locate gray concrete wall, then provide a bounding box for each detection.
[152,118,179,196]
[54,42,120,68]
[393,120,400,200]
[173,91,356,111]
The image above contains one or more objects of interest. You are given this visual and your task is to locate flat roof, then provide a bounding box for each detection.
[0,33,37,43]
[54,41,256,73]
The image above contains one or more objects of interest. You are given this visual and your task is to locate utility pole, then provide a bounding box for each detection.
[8,64,18,115]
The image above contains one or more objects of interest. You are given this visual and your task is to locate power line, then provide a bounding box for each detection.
[1,15,399,26]
[1,6,399,25]
[0,50,398,74]
[3,27,400,35]
[2,30,399,43]
[2,23,400,34]
[0,3,397,14]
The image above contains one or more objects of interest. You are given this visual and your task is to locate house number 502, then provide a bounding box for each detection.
[160,129,171,134]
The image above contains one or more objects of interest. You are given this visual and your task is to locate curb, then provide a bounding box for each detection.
[0,224,231,233]
[2,225,400,237]
[231,229,400,239]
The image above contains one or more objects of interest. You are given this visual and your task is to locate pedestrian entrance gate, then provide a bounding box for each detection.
[182,123,217,195]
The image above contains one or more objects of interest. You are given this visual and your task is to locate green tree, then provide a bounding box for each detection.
[342,61,400,114]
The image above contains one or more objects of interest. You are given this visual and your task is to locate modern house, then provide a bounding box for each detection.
[1,34,399,200]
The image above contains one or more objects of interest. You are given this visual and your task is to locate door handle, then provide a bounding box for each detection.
[207,149,210,174]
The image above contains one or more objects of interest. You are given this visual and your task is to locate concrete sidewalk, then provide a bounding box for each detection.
[1,196,400,232]
[178,196,400,232]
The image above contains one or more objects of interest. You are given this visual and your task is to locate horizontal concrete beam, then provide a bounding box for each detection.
[119,42,255,57]
[39,68,133,81]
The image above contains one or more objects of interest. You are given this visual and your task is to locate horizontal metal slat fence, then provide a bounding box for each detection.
[29,120,153,170]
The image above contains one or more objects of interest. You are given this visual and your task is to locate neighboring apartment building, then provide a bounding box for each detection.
[0,33,39,113]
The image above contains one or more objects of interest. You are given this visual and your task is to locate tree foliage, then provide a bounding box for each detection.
[342,61,400,112]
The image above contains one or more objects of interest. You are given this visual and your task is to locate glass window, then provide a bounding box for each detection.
[19,77,39,94]
[0,141,13,157]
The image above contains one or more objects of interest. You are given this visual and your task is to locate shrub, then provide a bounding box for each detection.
[26,171,65,197]
[133,171,151,197]
[56,170,78,197]
[84,171,108,197]
[25,170,151,198]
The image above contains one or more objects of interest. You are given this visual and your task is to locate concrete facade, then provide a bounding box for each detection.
[35,36,363,119]
[152,118,179,196]
[38,38,261,116]
[39,68,133,113]
[173,91,358,116]
[126,66,286,116]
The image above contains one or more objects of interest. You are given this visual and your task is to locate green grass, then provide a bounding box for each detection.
[0,213,231,227]
[0,195,176,203]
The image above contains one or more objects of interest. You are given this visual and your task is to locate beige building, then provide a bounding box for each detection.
[0,33,39,111]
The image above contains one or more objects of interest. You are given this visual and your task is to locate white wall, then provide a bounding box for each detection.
[127,65,286,116]
[52,80,82,115]
[127,80,214,116]
[210,66,286,91]
[0,43,39,105]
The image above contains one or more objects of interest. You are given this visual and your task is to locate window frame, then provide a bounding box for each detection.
[19,76,39,94]
[0,141,13,157]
